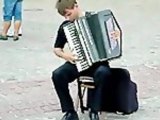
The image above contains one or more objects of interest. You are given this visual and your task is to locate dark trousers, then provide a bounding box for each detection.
[51,62,112,112]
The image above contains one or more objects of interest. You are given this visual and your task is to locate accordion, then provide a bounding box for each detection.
[63,9,122,72]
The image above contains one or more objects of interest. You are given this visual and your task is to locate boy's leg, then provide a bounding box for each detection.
[52,62,79,112]
[89,65,112,120]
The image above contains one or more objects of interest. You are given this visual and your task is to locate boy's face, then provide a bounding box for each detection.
[64,5,79,21]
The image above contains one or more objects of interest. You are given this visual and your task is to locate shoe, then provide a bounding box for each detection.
[0,35,8,40]
[7,34,22,37]
[89,111,99,120]
[18,33,22,36]
[13,36,19,41]
[61,111,79,120]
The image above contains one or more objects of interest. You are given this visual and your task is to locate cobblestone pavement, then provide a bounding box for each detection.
[0,65,160,120]
[0,0,160,120]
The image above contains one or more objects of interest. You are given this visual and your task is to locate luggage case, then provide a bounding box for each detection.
[94,68,138,114]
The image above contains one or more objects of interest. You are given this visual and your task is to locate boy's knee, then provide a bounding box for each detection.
[121,68,130,80]
[51,70,64,84]
[119,68,130,78]
[94,66,111,85]
[95,66,111,78]
[114,68,131,82]
[123,69,130,76]
[52,71,59,82]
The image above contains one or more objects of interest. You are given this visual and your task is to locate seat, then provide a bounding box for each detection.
[75,76,95,113]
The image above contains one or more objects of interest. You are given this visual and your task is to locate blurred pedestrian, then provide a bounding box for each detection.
[0,0,23,41]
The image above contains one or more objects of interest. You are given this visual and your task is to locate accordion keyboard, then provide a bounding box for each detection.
[63,22,90,72]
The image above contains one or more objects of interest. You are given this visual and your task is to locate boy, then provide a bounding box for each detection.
[52,0,120,120]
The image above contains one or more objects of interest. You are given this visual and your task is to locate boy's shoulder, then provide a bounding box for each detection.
[59,20,70,28]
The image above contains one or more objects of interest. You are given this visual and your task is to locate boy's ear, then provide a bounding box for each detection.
[74,4,78,8]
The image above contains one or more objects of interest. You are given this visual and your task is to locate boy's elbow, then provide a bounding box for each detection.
[53,48,57,54]
[53,48,62,55]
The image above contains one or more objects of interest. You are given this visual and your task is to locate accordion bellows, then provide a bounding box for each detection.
[63,9,122,72]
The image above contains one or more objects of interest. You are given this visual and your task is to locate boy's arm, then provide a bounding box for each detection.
[53,48,65,58]
[53,48,78,64]
[53,20,83,64]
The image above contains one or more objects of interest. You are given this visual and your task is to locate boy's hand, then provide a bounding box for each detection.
[63,52,78,64]
[53,48,79,64]
[110,30,120,40]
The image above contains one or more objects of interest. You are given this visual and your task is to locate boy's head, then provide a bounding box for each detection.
[56,0,80,21]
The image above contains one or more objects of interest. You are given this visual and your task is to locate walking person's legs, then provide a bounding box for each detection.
[13,0,22,41]
[0,0,16,40]
[7,19,22,37]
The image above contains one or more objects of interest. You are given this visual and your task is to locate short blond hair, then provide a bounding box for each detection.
[56,0,77,16]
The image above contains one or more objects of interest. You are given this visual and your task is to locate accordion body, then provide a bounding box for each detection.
[63,9,122,72]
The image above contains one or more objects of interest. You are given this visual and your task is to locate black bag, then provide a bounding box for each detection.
[100,68,138,114]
